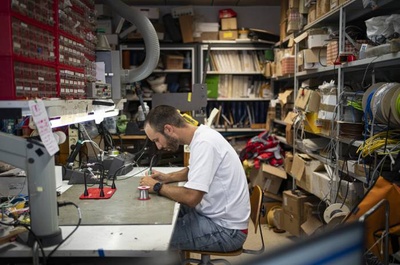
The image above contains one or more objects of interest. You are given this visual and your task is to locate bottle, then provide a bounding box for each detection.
[137,102,150,128]
[183,51,191,69]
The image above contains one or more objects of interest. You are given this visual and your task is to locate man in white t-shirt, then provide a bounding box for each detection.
[140,105,250,252]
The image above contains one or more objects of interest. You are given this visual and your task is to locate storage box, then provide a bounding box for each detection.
[290,153,324,182]
[179,15,194,43]
[219,30,238,40]
[284,152,294,174]
[289,0,300,9]
[311,170,364,208]
[316,0,330,18]
[221,17,237,30]
[248,163,287,193]
[283,210,303,236]
[302,48,327,69]
[193,32,219,42]
[283,190,316,218]
[287,9,303,33]
[307,4,316,24]
[282,190,320,236]
[281,56,295,75]
[164,54,184,69]
[307,34,329,48]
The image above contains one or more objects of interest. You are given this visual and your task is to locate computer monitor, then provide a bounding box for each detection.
[248,222,365,265]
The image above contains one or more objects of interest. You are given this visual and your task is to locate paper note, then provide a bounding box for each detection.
[29,99,59,156]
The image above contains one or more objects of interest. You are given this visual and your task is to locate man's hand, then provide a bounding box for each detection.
[146,169,169,182]
[140,176,158,193]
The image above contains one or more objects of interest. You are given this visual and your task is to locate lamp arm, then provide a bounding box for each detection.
[0,132,62,246]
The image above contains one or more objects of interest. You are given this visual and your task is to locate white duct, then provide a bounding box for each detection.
[103,0,160,83]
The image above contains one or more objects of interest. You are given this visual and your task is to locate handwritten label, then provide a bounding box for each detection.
[28,99,59,156]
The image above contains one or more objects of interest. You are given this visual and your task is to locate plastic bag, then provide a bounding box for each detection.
[365,15,400,45]
[365,16,393,45]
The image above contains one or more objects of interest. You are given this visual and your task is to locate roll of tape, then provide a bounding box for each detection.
[323,203,350,224]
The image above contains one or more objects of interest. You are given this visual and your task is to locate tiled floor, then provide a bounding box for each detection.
[188,221,296,265]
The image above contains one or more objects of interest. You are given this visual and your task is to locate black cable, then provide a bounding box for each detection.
[0,220,46,265]
[46,201,81,263]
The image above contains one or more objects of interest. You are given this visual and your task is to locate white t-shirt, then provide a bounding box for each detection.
[184,125,250,230]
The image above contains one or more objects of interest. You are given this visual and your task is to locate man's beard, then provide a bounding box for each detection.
[163,133,180,152]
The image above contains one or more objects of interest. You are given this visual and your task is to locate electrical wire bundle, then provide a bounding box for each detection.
[362,82,400,129]
[356,130,400,158]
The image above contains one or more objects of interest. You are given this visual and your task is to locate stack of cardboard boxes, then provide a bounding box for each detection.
[219,17,238,40]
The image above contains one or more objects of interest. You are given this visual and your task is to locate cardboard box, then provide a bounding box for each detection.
[294,88,312,110]
[289,0,299,9]
[284,152,294,174]
[248,163,287,193]
[164,54,184,69]
[287,9,303,33]
[301,201,325,235]
[283,210,303,236]
[179,15,194,43]
[311,170,364,208]
[290,153,324,182]
[307,34,330,49]
[307,4,316,24]
[316,0,330,18]
[264,174,284,194]
[282,190,320,236]
[221,17,237,30]
[193,32,219,42]
[302,48,327,70]
[283,190,319,219]
[219,30,238,40]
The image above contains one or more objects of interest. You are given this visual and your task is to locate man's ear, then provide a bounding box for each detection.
[164,124,173,136]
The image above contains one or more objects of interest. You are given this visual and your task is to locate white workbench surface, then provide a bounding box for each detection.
[0,167,183,262]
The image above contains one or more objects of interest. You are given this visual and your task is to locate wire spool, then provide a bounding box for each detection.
[267,205,282,228]
[390,87,400,127]
[362,82,385,120]
[138,186,150,200]
[371,82,400,124]
[323,203,350,224]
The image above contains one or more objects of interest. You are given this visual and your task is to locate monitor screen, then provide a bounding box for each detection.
[248,222,365,265]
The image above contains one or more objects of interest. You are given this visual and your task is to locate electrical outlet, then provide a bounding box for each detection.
[171,6,194,18]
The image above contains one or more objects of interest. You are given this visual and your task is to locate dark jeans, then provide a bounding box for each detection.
[169,204,247,252]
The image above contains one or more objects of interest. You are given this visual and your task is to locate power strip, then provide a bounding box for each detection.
[171,6,194,18]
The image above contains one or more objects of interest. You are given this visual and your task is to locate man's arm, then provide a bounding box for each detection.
[151,167,189,183]
[158,185,204,208]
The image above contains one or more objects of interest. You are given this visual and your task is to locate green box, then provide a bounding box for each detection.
[206,75,219,99]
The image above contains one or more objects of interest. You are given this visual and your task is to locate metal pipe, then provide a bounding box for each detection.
[359,199,390,265]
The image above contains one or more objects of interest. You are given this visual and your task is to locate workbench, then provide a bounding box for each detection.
[0,167,183,265]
